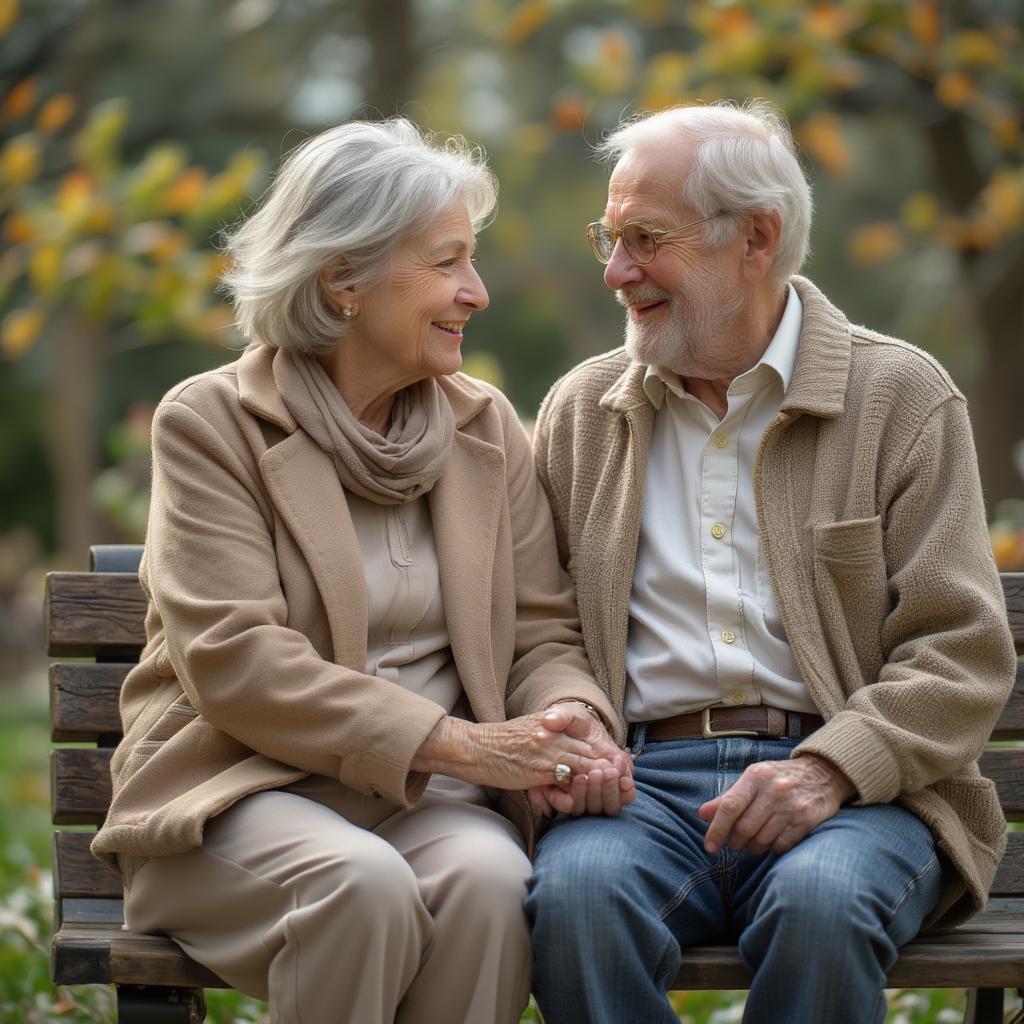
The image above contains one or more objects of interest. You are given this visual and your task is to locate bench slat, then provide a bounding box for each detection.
[53,831,121,899]
[991,832,1024,896]
[49,663,129,741]
[979,748,1024,820]
[62,898,124,925]
[45,661,1024,745]
[43,571,1023,658]
[1005,573,1024,652]
[51,749,112,826]
[992,662,1024,740]
[45,572,146,656]
[52,922,227,988]
[52,914,1024,993]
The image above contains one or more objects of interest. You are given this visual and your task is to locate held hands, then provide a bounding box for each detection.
[526,703,636,819]
[699,753,856,856]
[412,710,621,793]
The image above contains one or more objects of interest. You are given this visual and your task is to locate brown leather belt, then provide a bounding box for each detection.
[644,705,824,741]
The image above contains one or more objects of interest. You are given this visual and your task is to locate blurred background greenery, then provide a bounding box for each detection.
[1,0,1022,1020]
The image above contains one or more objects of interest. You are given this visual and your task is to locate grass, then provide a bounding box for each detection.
[0,674,1010,1022]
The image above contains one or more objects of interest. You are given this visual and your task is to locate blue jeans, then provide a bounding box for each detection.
[526,732,944,1024]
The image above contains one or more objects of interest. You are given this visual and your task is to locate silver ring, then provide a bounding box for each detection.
[553,762,572,784]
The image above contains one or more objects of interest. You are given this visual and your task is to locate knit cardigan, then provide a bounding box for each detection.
[533,275,1016,929]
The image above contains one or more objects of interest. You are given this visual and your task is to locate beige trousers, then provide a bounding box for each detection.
[123,774,532,1024]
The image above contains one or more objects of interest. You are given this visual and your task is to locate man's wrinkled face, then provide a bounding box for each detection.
[602,144,745,379]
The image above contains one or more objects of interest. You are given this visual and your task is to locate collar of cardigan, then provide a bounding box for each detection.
[598,275,852,421]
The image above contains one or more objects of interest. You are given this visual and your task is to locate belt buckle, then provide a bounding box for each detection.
[701,707,760,739]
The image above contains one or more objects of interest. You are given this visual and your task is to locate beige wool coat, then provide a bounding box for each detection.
[533,276,1016,929]
[92,344,615,874]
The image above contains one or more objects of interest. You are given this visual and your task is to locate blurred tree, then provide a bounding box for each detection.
[0,3,263,566]
[1,0,1021,574]
[473,0,1024,507]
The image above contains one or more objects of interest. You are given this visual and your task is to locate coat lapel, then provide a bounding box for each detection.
[259,431,369,671]
[429,428,505,724]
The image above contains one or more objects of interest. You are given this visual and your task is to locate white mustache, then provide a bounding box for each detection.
[615,287,671,310]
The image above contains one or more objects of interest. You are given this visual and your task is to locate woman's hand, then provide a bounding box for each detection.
[410,707,615,791]
[526,703,636,819]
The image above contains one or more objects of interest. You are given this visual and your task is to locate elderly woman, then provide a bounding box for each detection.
[90,119,633,1024]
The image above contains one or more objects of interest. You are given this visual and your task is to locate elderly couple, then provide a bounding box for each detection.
[92,101,1014,1024]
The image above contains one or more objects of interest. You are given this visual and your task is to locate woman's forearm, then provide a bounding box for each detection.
[410,716,481,776]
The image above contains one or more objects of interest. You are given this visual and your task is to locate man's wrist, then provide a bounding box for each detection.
[803,752,857,804]
[548,698,603,726]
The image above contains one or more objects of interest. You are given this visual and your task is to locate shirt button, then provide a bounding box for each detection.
[730,691,746,705]
[711,523,726,540]
[715,435,729,449]
[722,630,737,644]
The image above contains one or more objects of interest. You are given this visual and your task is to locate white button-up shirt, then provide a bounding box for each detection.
[624,285,818,722]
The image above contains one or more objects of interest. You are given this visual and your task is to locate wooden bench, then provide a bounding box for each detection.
[46,546,1024,1023]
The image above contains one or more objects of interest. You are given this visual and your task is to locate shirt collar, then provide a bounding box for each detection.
[642,283,803,409]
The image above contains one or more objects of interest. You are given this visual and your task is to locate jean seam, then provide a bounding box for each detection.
[888,852,939,919]
[659,866,716,922]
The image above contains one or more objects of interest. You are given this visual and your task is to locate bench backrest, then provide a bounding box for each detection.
[44,547,1024,922]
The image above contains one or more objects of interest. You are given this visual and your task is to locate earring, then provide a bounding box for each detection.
[341,306,355,320]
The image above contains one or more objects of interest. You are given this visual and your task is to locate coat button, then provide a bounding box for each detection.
[370,785,382,799]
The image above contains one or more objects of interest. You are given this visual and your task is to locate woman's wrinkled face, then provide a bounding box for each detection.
[347,201,489,383]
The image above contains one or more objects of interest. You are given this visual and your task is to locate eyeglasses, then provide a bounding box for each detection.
[585,212,728,265]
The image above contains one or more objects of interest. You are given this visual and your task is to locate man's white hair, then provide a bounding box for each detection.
[221,118,497,354]
[596,99,813,281]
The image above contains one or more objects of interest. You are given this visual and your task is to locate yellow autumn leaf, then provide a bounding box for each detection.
[900,192,940,235]
[36,93,76,134]
[804,4,856,43]
[0,0,17,36]
[73,98,129,180]
[988,109,1020,151]
[29,244,62,294]
[936,72,974,109]
[159,167,207,215]
[978,171,1023,229]
[85,201,116,234]
[991,526,1016,569]
[56,170,95,230]
[2,77,36,120]
[948,30,1001,68]
[505,0,550,45]
[1,308,45,358]
[797,112,850,177]
[149,229,189,265]
[551,93,588,133]
[848,223,904,266]
[0,133,40,184]
[906,0,940,50]
[939,215,999,250]
[3,211,34,245]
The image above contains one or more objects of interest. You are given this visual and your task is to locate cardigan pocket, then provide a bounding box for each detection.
[811,516,888,690]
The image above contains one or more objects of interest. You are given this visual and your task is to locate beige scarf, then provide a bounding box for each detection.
[273,349,455,505]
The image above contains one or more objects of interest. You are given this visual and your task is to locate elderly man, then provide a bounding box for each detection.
[524,100,1015,1024]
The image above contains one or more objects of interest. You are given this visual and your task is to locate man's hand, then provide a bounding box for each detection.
[699,754,855,856]
[526,703,636,818]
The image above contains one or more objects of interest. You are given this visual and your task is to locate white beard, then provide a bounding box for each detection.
[620,282,745,378]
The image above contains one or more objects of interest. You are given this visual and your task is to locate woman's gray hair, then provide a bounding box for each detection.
[596,99,813,281]
[221,118,497,353]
